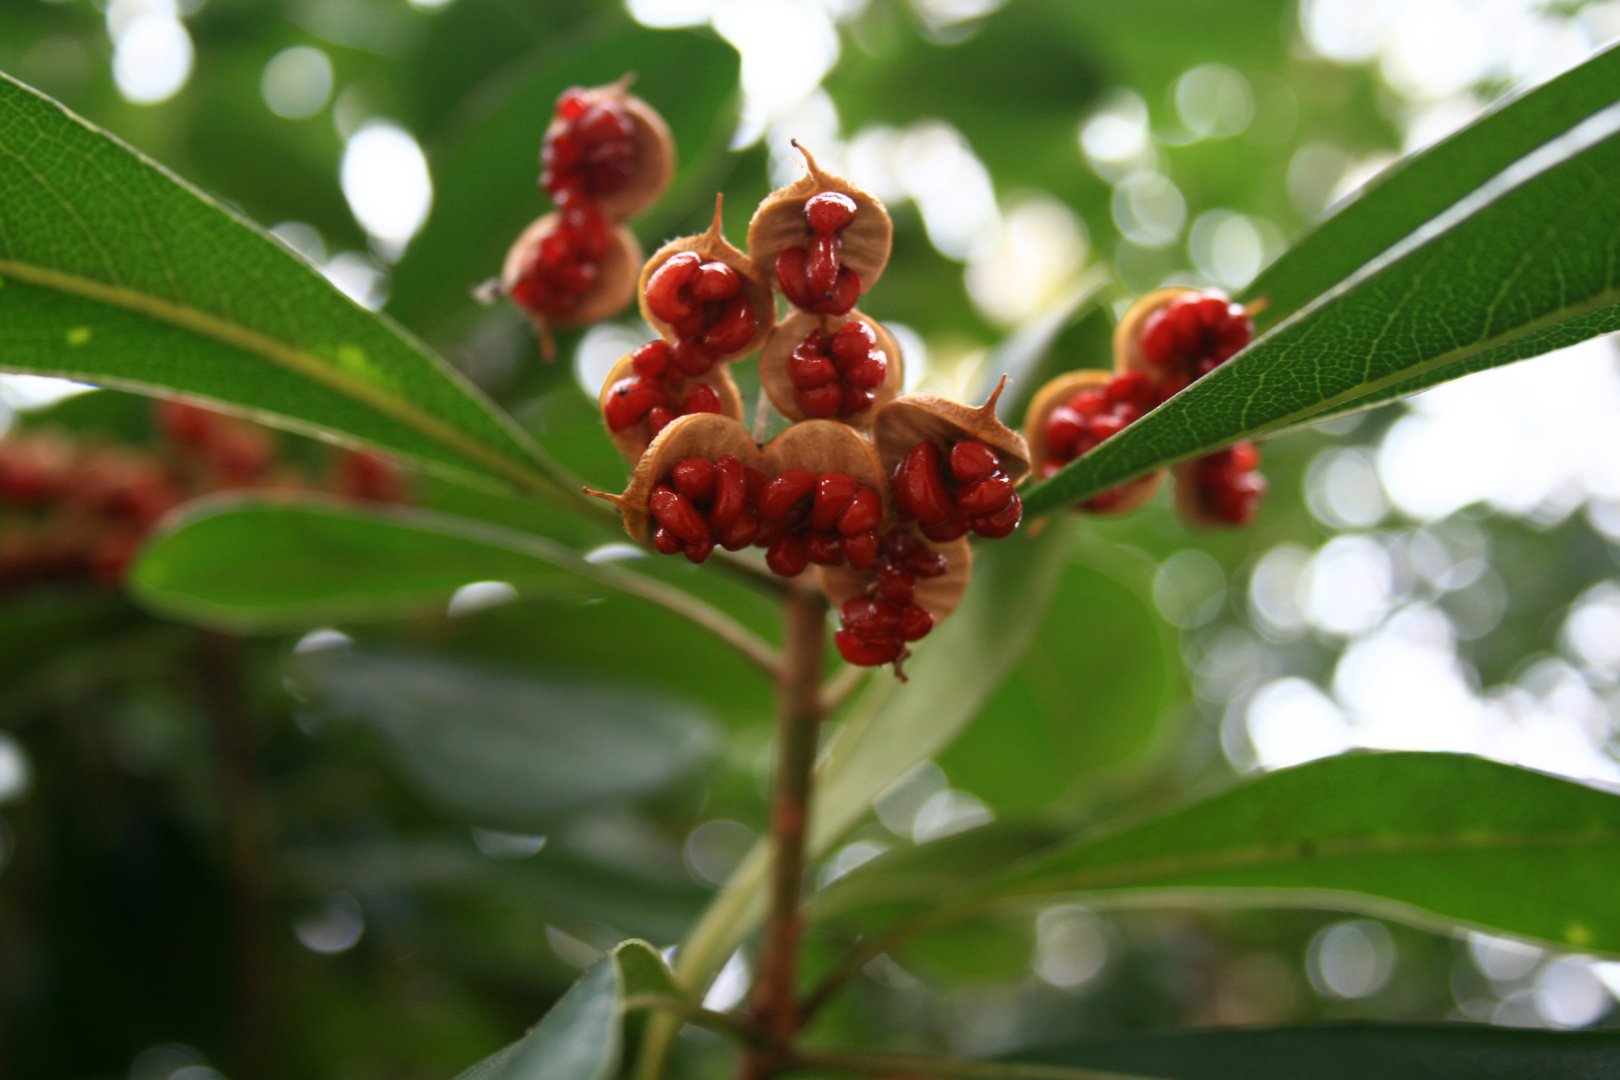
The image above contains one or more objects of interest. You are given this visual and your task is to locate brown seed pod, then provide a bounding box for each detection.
[544,78,676,222]
[636,197,775,361]
[592,413,763,546]
[870,377,1031,485]
[761,418,889,510]
[1113,286,1198,381]
[596,352,745,465]
[501,213,642,340]
[758,310,904,428]
[747,142,893,297]
[816,531,972,625]
[1023,368,1162,516]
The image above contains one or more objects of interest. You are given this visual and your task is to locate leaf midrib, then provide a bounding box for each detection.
[0,255,560,497]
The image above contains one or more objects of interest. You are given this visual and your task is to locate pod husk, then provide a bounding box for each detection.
[595,413,763,545]
[746,143,893,295]
[1023,368,1162,516]
[758,310,904,427]
[1113,286,1198,381]
[636,198,775,360]
[815,532,972,625]
[501,213,642,331]
[761,419,889,516]
[597,353,745,465]
[545,79,675,222]
[870,378,1031,486]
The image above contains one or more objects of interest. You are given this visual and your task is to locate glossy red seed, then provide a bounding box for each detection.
[895,442,953,524]
[844,353,886,391]
[689,262,742,302]
[1089,413,1129,442]
[709,456,747,527]
[680,383,722,415]
[648,405,676,434]
[631,340,671,379]
[898,604,934,642]
[653,526,682,555]
[921,507,971,542]
[759,469,817,520]
[775,248,814,309]
[971,494,1022,539]
[957,473,1014,515]
[806,532,843,565]
[841,596,902,636]
[814,267,862,315]
[1228,441,1261,473]
[835,629,902,666]
[1139,311,1176,367]
[836,487,881,536]
[1105,370,1157,410]
[716,506,759,550]
[650,485,711,544]
[556,89,589,120]
[701,295,757,354]
[813,473,860,531]
[842,530,879,570]
[949,441,999,483]
[806,191,857,234]
[603,377,666,431]
[830,320,877,362]
[765,534,810,577]
[670,457,715,502]
[875,563,915,604]
[806,234,841,297]
[796,383,843,418]
[645,251,702,324]
[684,536,715,564]
[670,339,715,376]
[1044,406,1086,459]
[840,386,873,416]
[790,353,839,389]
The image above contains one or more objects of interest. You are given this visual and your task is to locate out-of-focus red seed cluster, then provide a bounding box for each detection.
[1139,291,1254,398]
[1185,441,1266,525]
[892,439,1022,541]
[0,401,409,592]
[507,192,616,325]
[541,88,637,202]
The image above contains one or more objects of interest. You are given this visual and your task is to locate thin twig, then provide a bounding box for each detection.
[621,994,759,1045]
[817,663,870,716]
[590,560,782,676]
[792,1050,1169,1080]
[739,581,829,1080]
[752,384,774,444]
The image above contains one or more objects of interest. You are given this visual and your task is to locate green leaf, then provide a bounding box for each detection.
[1249,42,1620,327]
[129,495,778,672]
[638,520,1076,1079]
[0,74,565,499]
[1025,1024,1620,1080]
[293,648,716,832]
[1021,94,1620,517]
[453,940,679,1080]
[982,752,1620,954]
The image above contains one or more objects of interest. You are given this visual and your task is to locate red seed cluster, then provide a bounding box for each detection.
[1186,442,1265,525]
[645,457,883,576]
[541,88,637,202]
[833,531,947,667]
[643,251,759,376]
[1038,371,1158,511]
[892,439,1021,541]
[0,402,409,591]
[603,341,725,435]
[788,321,887,420]
[1139,291,1254,398]
[776,192,863,316]
[507,192,616,324]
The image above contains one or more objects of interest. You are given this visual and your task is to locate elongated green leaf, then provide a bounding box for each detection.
[1026,1024,1620,1080]
[980,752,1620,954]
[1022,100,1620,516]
[639,520,1075,1079]
[294,648,716,831]
[129,495,777,672]
[0,74,564,499]
[1249,43,1620,327]
[454,940,680,1080]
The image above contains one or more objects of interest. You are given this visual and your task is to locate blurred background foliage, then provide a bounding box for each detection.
[1,0,1620,1077]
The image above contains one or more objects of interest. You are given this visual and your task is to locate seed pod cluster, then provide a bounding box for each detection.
[500,78,675,355]
[594,140,1034,677]
[1023,287,1266,526]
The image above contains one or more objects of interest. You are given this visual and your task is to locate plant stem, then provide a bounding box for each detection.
[740,580,828,1079]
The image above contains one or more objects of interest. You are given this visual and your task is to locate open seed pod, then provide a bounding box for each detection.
[501,213,642,335]
[761,418,889,509]
[816,532,972,625]
[1113,287,1197,380]
[597,352,744,465]
[1024,368,1162,516]
[636,198,775,362]
[870,377,1031,485]
[543,78,675,222]
[758,310,904,427]
[747,143,893,297]
[593,413,763,546]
